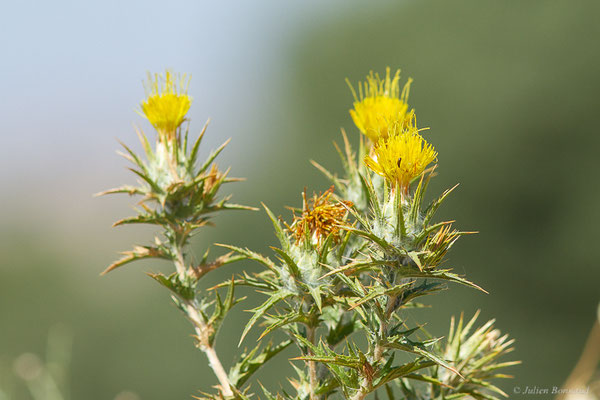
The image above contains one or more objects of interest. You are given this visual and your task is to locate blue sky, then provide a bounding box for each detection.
[0,1,376,186]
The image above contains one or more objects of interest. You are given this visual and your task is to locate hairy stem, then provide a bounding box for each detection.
[354,295,398,400]
[307,325,318,400]
[204,346,234,397]
[184,301,234,397]
[350,381,370,400]
[172,240,188,281]
[373,295,397,363]
[173,243,233,397]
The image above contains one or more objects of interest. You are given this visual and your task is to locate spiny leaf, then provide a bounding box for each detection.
[318,234,335,266]
[239,291,292,345]
[293,354,363,369]
[257,382,280,400]
[262,203,290,252]
[228,339,292,388]
[385,338,462,379]
[404,373,449,388]
[344,226,393,252]
[271,247,300,278]
[325,313,360,348]
[221,203,259,211]
[407,251,423,271]
[215,244,277,272]
[134,126,154,160]
[118,140,148,172]
[307,285,323,311]
[391,265,488,293]
[292,336,366,370]
[373,361,436,389]
[191,252,246,280]
[102,245,169,275]
[239,271,279,291]
[362,173,381,218]
[410,168,434,224]
[468,378,509,398]
[112,213,166,227]
[423,183,459,226]
[259,312,307,340]
[95,185,143,197]
[197,138,231,176]
[147,272,195,300]
[189,120,209,167]
[341,128,358,175]
[128,167,163,194]
[208,277,243,345]
[348,281,413,310]
[337,229,353,260]
[320,260,383,280]
[333,139,351,174]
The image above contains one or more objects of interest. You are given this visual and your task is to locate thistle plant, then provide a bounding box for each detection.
[99,70,257,397]
[101,68,518,400]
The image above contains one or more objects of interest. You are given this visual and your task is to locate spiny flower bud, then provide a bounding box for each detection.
[290,187,353,245]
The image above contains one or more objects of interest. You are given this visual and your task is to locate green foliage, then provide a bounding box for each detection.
[103,70,518,400]
[229,340,293,388]
[148,271,196,300]
[100,121,255,278]
[102,81,257,398]
[222,129,518,400]
[429,312,520,400]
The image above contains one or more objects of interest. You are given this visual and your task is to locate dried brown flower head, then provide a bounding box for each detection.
[290,187,353,244]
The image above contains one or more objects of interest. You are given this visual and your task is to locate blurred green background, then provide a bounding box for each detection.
[1,1,599,399]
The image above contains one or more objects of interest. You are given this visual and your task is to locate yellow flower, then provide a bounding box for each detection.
[364,123,437,191]
[290,187,353,244]
[141,70,192,140]
[348,68,413,142]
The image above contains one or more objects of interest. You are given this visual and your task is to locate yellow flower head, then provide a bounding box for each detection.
[348,68,413,142]
[141,70,192,140]
[290,187,353,244]
[364,123,437,191]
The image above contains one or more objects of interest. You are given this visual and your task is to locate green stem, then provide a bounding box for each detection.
[183,300,234,397]
[350,380,371,400]
[373,295,396,363]
[307,325,318,400]
[173,243,234,397]
[353,295,398,400]
[172,237,188,281]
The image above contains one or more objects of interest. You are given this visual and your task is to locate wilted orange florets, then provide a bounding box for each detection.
[290,187,353,244]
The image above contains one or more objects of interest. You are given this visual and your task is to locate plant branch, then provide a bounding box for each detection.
[173,241,234,397]
[172,237,188,281]
[352,295,398,400]
[350,380,371,400]
[184,300,234,397]
[307,325,318,400]
[373,294,397,364]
